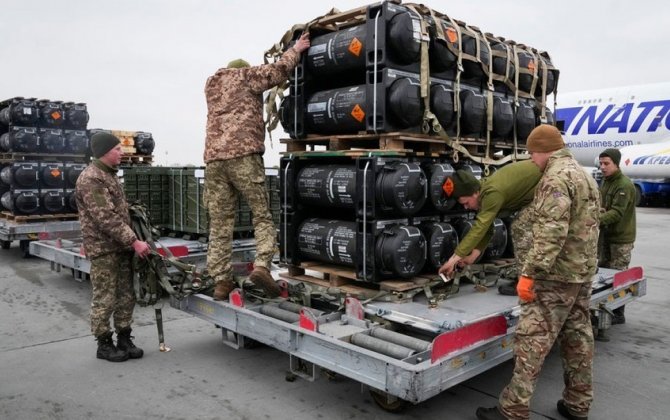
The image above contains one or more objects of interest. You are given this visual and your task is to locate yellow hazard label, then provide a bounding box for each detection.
[351,104,365,123]
[348,37,363,57]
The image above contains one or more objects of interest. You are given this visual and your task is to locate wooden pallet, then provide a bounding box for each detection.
[0,152,88,163]
[0,211,78,223]
[282,132,448,156]
[121,154,153,165]
[281,261,434,293]
[281,132,526,161]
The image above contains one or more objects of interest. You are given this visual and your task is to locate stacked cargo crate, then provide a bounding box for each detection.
[91,129,155,166]
[121,166,280,237]
[276,1,558,284]
[0,97,89,218]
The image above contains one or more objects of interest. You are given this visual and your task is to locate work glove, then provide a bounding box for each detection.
[517,276,535,302]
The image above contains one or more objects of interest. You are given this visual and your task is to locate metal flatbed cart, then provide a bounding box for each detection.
[170,266,645,412]
[0,218,81,257]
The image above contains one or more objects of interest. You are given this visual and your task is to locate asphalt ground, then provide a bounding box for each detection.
[1,207,668,420]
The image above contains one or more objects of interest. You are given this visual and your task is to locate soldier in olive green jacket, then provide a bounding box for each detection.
[597,148,636,327]
[438,161,542,295]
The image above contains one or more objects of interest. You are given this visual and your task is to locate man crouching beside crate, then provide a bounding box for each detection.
[203,32,310,300]
[75,132,151,362]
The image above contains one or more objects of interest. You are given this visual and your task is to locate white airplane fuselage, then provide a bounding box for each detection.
[556,82,670,167]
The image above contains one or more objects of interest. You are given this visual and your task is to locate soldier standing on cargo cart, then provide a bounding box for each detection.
[204,32,310,301]
[476,125,600,420]
[437,160,542,295]
[75,132,150,362]
[595,148,636,340]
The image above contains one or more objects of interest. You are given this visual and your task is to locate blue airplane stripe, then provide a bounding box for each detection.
[555,107,581,132]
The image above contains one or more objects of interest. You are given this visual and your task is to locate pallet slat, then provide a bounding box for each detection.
[1,211,78,223]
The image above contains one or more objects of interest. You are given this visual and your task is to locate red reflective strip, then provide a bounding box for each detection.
[299,308,317,331]
[613,266,643,288]
[229,289,244,307]
[431,315,508,363]
[156,246,189,258]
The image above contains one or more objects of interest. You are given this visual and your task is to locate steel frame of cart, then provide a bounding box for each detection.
[0,219,81,256]
[170,267,646,408]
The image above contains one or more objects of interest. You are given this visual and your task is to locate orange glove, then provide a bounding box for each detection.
[517,276,535,302]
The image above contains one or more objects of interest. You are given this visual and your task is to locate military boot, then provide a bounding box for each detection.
[249,266,280,298]
[96,331,129,362]
[557,399,588,420]
[475,406,507,420]
[213,279,235,301]
[116,328,144,359]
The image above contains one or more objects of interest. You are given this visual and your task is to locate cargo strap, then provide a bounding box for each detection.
[406,5,441,135]
[129,203,214,349]
[129,203,212,305]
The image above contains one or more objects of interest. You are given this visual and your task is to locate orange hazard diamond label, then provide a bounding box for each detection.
[50,168,61,178]
[51,111,62,120]
[446,28,458,44]
[351,104,365,123]
[442,177,455,197]
[348,37,363,57]
[527,60,536,72]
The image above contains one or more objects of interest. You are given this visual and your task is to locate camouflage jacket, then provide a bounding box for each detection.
[455,160,542,257]
[521,149,600,283]
[600,169,636,244]
[75,160,136,259]
[203,48,300,163]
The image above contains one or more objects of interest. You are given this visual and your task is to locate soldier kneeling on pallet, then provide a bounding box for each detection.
[75,132,150,362]
[438,160,542,292]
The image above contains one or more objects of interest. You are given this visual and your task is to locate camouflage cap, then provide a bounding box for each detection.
[227,59,250,69]
[90,132,120,158]
[526,124,565,153]
[599,148,621,166]
[443,170,480,198]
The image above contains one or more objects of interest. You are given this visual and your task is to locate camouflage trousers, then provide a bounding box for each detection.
[204,154,276,283]
[90,251,135,337]
[499,280,594,419]
[510,205,534,273]
[599,241,634,270]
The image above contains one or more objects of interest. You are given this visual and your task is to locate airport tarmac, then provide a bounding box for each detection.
[1,207,669,420]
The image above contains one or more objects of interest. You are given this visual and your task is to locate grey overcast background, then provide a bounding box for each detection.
[1,0,668,167]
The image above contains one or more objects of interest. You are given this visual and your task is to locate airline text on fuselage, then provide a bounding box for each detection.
[557,100,670,135]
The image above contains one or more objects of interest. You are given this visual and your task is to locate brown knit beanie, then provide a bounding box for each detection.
[526,124,565,153]
[442,170,480,198]
[90,132,120,158]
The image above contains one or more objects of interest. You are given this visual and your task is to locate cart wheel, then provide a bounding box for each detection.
[1,240,10,250]
[369,390,409,413]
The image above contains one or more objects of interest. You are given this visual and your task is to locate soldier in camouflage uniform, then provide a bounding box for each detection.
[438,161,542,293]
[204,33,310,300]
[476,125,600,420]
[75,132,150,362]
[597,148,636,329]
